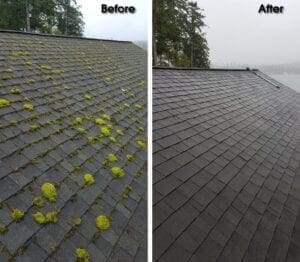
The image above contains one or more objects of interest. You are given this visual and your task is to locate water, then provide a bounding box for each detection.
[269,74,300,93]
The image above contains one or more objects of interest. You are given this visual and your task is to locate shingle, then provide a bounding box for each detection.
[153,68,300,261]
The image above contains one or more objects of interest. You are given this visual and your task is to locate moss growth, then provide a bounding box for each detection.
[102,114,111,121]
[5,68,13,74]
[107,154,117,162]
[52,69,62,74]
[10,88,21,94]
[95,215,110,230]
[73,217,82,226]
[73,117,83,125]
[25,61,32,66]
[95,118,105,125]
[101,127,110,137]
[28,79,35,85]
[75,248,89,262]
[39,65,52,70]
[122,185,132,199]
[111,167,125,178]
[41,182,57,202]
[138,80,145,87]
[77,127,87,134]
[124,103,130,108]
[29,125,39,131]
[135,104,142,111]
[23,103,34,111]
[109,137,116,143]
[10,120,18,126]
[126,154,134,161]
[33,196,44,207]
[84,94,92,100]
[0,224,7,234]
[116,129,124,136]
[33,212,46,224]
[83,173,95,185]
[136,140,147,149]
[45,211,58,223]
[0,98,10,107]
[11,208,24,221]
[138,127,145,132]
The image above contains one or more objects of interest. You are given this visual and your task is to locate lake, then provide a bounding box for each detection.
[269,74,300,93]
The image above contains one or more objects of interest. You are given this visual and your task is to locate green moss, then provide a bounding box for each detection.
[102,114,111,121]
[73,117,83,125]
[25,61,32,66]
[5,68,13,74]
[0,224,7,234]
[73,217,82,226]
[95,215,110,230]
[10,120,18,126]
[124,103,130,108]
[122,185,132,199]
[107,153,117,162]
[75,248,89,262]
[11,208,24,221]
[126,154,134,161]
[29,125,39,131]
[138,80,145,87]
[83,173,95,185]
[23,103,34,111]
[111,167,125,178]
[39,65,52,70]
[101,127,110,137]
[0,98,10,107]
[9,88,21,94]
[41,182,57,202]
[28,79,36,85]
[138,127,145,132]
[45,211,58,223]
[109,137,116,143]
[135,104,142,111]
[116,129,124,136]
[33,196,44,207]
[77,127,87,134]
[95,118,105,125]
[33,212,46,224]
[136,139,147,149]
[52,69,62,74]
[84,94,92,100]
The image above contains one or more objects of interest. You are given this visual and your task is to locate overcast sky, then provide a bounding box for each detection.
[198,0,300,66]
[77,0,148,41]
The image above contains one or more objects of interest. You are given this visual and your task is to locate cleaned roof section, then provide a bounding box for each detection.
[0,31,147,261]
[153,68,300,262]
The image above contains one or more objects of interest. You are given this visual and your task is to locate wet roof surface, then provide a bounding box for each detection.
[0,31,147,261]
[153,68,300,262]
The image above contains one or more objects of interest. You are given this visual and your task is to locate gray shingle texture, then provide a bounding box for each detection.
[0,31,147,261]
[153,68,300,262]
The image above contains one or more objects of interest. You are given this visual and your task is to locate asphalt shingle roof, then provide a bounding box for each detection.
[0,31,147,261]
[153,68,300,262]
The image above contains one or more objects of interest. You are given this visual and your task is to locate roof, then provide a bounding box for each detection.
[153,68,300,261]
[0,31,147,261]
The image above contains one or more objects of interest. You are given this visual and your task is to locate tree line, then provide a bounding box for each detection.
[153,0,210,68]
[0,0,84,36]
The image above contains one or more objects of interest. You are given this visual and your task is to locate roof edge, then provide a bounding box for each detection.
[0,29,132,43]
[153,66,260,72]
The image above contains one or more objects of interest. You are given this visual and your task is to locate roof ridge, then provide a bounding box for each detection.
[153,66,259,72]
[0,29,132,43]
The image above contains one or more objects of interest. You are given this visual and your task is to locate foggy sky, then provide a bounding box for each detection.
[198,0,300,66]
[77,0,148,41]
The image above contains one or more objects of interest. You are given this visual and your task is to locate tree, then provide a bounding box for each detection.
[0,0,84,36]
[153,0,209,68]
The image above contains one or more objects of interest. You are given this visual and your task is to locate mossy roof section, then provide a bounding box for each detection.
[153,68,300,262]
[0,31,147,261]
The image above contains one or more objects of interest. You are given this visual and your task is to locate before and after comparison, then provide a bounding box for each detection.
[0,0,299,261]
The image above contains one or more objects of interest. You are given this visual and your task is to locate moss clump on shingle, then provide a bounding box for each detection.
[101,127,110,137]
[11,208,24,222]
[122,185,132,199]
[95,215,110,230]
[23,103,34,111]
[95,118,105,125]
[77,127,86,134]
[116,129,124,136]
[0,98,10,107]
[0,224,7,234]
[136,139,147,149]
[102,114,111,121]
[135,104,142,111]
[10,88,21,94]
[73,117,83,125]
[83,173,95,185]
[33,212,46,224]
[111,167,125,178]
[33,196,44,207]
[45,211,58,223]
[107,153,117,162]
[75,248,89,262]
[41,182,57,202]
[126,154,134,161]
[5,68,13,74]
[39,65,52,70]
[29,125,39,131]
[33,211,59,224]
[84,94,92,100]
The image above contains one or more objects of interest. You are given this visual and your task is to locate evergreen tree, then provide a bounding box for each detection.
[0,0,84,36]
[153,0,209,68]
